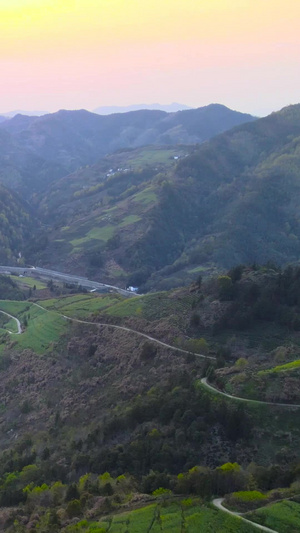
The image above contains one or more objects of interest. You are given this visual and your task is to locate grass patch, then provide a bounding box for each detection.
[0,301,68,354]
[105,291,194,322]
[119,214,141,227]
[0,301,30,317]
[105,295,146,318]
[37,294,122,319]
[110,268,127,278]
[132,187,158,205]
[90,501,257,532]
[247,500,300,532]
[0,313,18,334]
[70,226,115,247]
[128,147,178,168]
[4,318,18,334]
[259,360,300,375]
[188,266,207,274]
[9,276,46,289]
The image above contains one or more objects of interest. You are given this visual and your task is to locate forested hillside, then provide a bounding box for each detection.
[0,266,299,530]
[0,104,255,196]
[2,104,300,290]
[0,184,34,264]
[27,104,300,291]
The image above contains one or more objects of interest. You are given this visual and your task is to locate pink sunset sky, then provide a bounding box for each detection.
[0,0,299,116]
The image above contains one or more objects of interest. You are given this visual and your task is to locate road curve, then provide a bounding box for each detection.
[31,302,216,360]
[212,498,278,533]
[0,310,22,334]
[201,377,300,408]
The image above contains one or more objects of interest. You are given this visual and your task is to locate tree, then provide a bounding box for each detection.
[196,275,202,289]
[186,338,208,354]
[218,275,234,300]
[47,279,54,292]
[89,251,103,268]
[66,499,81,518]
[65,483,79,502]
[140,342,157,361]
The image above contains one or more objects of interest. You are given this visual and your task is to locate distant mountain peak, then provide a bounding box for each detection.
[0,109,48,118]
[93,103,192,115]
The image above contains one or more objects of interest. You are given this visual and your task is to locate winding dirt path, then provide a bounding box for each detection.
[4,300,300,411]
[0,310,22,334]
[212,498,278,533]
[201,377,300,408]
[32,302,215,360]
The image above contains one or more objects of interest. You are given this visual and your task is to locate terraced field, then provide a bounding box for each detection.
[70,225,115,248]
[0,289,194,355]
[39,293,122,318]
[132,187,157,205]
[36,290,194,323]
[104,290,194,321]
[0,313,19,334]
[64,501,258,532]
[126,147,184,169]
[0,300,68,354]
[247,500,300,532]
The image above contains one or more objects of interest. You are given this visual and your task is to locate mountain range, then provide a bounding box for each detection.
[2,102,300,292]
[1,102,300,531]
[93,102,192,114]
[0,104,191,118]
[0,104,255,196]
[22,103,300,291]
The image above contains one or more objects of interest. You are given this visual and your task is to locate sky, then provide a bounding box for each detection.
[0,0,299,116]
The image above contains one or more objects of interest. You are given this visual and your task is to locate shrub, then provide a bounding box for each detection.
[152,487,172,498]
[140,341,157,361]
[232,490,266,502]
[66,499,82,518]
[226,490,267,511]
[218,275,234,300]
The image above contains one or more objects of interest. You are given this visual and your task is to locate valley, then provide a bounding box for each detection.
[1,104,300,531]
[2,0,299,529]
[5,103,299,293]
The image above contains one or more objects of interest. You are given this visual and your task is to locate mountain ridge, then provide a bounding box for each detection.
[0,104,256,196]
[93,102,192,114]
[30,103,300,290]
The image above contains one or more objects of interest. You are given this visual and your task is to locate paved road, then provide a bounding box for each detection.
[31,302,216,360]
[212,498,278,533]
[0,265,134,298]
[201,377,300,408]
[0,310,22,334]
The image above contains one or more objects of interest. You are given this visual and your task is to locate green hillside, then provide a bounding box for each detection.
[0,104,254,197]
[3,103,300,531]
[0,267,299,529]
[25,104,300,291]
[30,145,191,281]
[247,500,300,532]
[0,300,69,353]
[0,184,35,264]
[71,500,258,533]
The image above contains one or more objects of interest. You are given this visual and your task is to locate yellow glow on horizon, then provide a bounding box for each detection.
[1,0,300,52]
[0,0,299,113]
